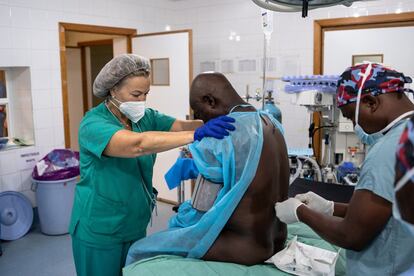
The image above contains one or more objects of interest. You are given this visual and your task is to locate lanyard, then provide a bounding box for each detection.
[382,110,414,134]
[136,159,158,227]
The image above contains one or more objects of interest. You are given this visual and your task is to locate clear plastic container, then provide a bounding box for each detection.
[261,8,274,40]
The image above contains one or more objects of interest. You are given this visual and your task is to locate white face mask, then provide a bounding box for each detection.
[111,97,146,123]
[393,167,414,235]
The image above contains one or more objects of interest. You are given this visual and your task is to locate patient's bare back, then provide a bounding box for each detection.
[203,114,289,265]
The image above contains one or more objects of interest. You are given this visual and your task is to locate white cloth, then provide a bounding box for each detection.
[267,236,339,276]
[36,160,48,176]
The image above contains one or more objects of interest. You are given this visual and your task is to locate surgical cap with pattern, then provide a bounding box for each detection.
[336,63,413,108]
[93,54,151,98]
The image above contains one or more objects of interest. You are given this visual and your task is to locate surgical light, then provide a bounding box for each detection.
[252,0,377,18]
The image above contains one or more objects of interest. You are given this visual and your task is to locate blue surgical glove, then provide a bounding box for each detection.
[164,158,199,190]
[194,115,236,141]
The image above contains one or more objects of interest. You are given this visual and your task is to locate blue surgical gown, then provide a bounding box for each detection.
[346,120,414,275]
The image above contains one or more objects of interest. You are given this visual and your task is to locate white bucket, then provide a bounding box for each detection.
[31,176,78,235]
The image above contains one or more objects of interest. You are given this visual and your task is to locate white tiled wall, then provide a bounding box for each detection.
[1,0,413,205]
[0,0,176,205]
[166,0,414,148]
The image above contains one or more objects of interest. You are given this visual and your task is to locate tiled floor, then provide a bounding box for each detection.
[0,202,175,276]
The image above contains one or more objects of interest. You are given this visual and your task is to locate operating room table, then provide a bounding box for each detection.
[123,222,346,276]
[123,179,353,275]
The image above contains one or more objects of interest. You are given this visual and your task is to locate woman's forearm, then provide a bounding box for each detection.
[135,131,194,156]
[104,129,194,158]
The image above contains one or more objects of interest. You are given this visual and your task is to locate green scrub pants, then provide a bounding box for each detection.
[72,235,134,276]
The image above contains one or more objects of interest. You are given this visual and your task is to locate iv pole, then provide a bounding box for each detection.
[262,34,267,109]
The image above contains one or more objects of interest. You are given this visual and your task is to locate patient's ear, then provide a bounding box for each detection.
[202,94,216,108]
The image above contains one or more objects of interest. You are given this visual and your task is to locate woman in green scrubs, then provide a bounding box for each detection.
[69,54,235,276]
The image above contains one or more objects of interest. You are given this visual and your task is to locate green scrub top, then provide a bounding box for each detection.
[69,102,175,245]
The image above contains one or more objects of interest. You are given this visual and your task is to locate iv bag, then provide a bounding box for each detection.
[261,8,274,39]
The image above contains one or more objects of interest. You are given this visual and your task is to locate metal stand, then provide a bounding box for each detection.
[172,147,190,212]
[172,182,186,213]
[177,180,185,204]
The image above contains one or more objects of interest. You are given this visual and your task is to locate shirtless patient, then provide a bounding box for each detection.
[190,73,289,265]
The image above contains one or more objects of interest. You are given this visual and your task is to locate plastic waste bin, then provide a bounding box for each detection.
[31,177,77,235]
[32,149,79,235]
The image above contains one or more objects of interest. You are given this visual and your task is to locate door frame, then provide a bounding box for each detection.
[312,12,414,161]
[77,39,114,114]
[59,22,137,148]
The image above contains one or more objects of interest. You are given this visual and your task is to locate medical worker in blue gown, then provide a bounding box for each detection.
[276,63,414,275]
[394,115,414,275]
